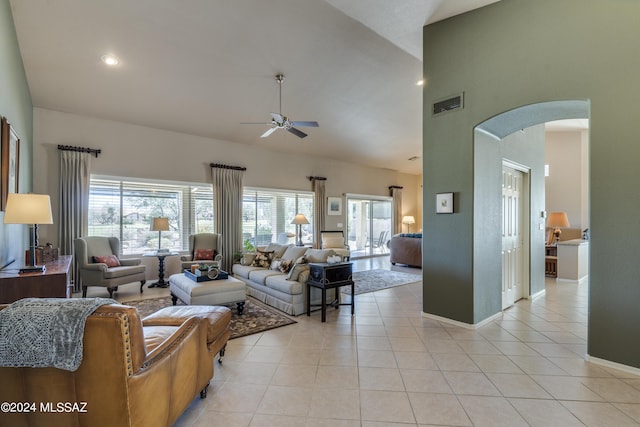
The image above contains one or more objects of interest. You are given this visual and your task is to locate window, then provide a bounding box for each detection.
[88,177,213,254]
[242,187,314,247]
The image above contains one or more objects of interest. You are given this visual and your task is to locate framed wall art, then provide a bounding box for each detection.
[327,196,342,216]
[436,192,453,214]
[1,117,20,211]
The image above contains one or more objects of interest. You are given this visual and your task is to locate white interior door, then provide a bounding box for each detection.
[502,164,525,310]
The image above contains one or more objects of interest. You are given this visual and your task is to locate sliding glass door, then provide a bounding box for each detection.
[346,195,392,258]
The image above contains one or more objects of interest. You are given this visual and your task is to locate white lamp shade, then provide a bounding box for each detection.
[291,214,310,225]
[150,217,170,231]
[3,193,53,224]
[402,215,416,225]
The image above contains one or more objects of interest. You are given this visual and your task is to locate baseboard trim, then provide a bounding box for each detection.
[586,355,640,377]
[422,311,502,330]
[528,289,546,300]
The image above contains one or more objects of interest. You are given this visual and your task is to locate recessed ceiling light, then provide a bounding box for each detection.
[416,80,424,86]
[101,54,119,66]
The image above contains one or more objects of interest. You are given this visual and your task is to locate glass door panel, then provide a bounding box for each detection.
[347,196,392,258]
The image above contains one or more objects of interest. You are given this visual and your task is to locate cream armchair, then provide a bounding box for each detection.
[75,236,146,297]
[320,230,350,261]
[181,233,223,270]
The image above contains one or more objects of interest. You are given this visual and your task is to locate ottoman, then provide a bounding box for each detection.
[142,305,232,365]
[169,273,247,315]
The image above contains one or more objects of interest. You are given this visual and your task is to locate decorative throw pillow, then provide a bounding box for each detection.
[93,255,120,268]
[241,253,256,266]
[194,249,216,260]
[251,250,274,268]
[270,258,282,271]
[278,259,294,273]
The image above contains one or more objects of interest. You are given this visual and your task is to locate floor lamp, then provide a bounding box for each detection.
[3,193,53,273]
[291,214,309,246]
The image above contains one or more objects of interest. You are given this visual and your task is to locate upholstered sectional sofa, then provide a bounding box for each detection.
[389,233,422,267]
[231,243,336,315]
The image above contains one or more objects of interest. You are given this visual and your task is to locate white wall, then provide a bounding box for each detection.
[32,108,421,276]
[544,130,589,229]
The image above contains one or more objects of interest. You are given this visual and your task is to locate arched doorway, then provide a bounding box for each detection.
[473,100,589,312]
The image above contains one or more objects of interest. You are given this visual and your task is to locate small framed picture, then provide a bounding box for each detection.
[436,192,453,214]
[327,196,342,216]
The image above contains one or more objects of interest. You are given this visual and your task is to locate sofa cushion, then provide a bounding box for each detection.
[232,264,262,279]
[264,243,290,259]
[304,249,335,263]
[322,236,345,248]
[240,253,256,266]
[248,268,284,285]
[103,265,146,278]
[281,246,308,261]
[265,274,304,295]
[287,263,310,281]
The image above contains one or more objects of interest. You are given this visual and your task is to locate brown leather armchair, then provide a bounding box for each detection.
[0,303,231,427]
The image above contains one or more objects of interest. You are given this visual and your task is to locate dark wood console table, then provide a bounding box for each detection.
[306,262,354,322]
[0,255,73,303]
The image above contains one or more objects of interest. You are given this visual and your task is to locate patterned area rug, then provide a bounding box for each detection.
[342,269,422,295]
[122,296,296,340]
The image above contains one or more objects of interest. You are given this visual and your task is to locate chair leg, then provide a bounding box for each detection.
[82,286,88,298]
[218,344,226,364]
[200,383,209,399]
[140,280,145,293]
[107,287,115,298]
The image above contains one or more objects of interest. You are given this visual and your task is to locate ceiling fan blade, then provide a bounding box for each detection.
[260,127,278,138]
[287,127,308,138]
[241,122,272,125]
[290,121,319,127]
[270,112,283,123]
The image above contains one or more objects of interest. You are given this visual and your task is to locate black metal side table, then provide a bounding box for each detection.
[306,262,354,322]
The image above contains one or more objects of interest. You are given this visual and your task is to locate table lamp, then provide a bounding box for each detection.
[150,217,170,252]
[291,213,310,246]
[402,215,415,233]
[3,193,53,273]
[547,211,570,245]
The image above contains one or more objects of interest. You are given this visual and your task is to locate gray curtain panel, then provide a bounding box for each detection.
[390,186,403,235]
[59,150,91,291]
[311,178,326,248]
[211,165,245,272]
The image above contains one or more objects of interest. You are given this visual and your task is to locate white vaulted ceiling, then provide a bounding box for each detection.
[9,0,500,175]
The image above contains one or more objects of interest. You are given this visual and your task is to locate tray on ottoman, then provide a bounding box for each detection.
[184,269,229,282]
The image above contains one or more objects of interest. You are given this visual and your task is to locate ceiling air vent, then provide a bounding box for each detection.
[433,93,464,116]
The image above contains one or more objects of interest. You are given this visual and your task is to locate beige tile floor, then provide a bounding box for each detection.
[106,257,640,427]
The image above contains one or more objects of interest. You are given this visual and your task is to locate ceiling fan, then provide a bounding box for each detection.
[243,74,319,139]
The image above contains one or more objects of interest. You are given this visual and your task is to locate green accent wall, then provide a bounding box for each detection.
[0,0,33,268]
[422,0,640,367]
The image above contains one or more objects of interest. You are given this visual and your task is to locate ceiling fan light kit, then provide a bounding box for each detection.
[244,74,319,139]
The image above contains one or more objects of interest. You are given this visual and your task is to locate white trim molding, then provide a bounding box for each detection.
[422,311,503,330]
[586,355,640,377]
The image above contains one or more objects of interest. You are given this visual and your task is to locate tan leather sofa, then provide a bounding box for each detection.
[0,303,231,427]
[389,233,422,267]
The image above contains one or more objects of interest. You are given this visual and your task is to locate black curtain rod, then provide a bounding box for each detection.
[57,144,101,158]
[308,176,327,181]
[389,185,403,189]
[209,163,247,171]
